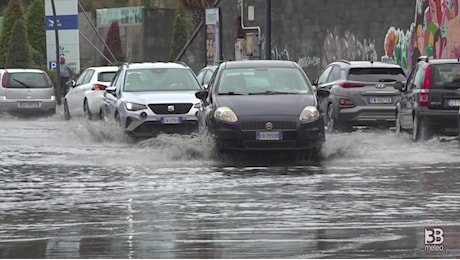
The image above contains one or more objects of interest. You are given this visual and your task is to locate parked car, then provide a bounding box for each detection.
[63,66,118,120]
[394,57,460,141]
[314,60,406,132]
[194,60,329,156]
[102,62,202,137]
[196,65,217,88]
[0,68,56,115]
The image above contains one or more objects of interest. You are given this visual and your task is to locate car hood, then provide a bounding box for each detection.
[122,91,201,104]
[216,94,317,116]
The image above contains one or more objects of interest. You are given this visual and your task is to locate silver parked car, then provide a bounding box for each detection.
[0,69,56,115]
[102,62,203,137]
[314,60,406,132]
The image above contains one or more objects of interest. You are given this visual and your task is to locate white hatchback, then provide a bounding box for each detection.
[64,66,118,120]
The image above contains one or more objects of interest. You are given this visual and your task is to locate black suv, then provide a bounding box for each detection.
[314,60,406,132]
[394,57,460,141]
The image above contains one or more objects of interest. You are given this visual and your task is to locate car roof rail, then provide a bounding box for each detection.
[337,59,350,64]
[418,56,429,62]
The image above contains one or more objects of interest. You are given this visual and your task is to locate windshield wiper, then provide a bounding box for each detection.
[13,79,32,88]
[249,91,298,95]
[218,92,245,95]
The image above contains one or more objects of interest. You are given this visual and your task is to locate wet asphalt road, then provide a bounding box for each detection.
[1,111,460,258]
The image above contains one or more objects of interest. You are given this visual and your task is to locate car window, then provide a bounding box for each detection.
[124,68,202,92]
[430,64,460,89]
[328,65,342,81]
[83,69,95,84]
[75,70,88,85]
[218,68,311,94]
[203,69,215,85]
[6,72,50,88]
[317,66,333,84]
[406,65,419,91]
[98,71,117,83]
[196,69,207,84]
[348,67,406,82]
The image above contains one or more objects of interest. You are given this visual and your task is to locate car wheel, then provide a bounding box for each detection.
[99,108,104,121]
[395,112,402,135]
[326,104,349,133]
[115,112,122,127]
[83,100,92,120]
[63,100,70,120]
[412,115,432,142]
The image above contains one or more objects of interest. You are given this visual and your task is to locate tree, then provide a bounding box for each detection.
[178,0,211,26]
[102,21,124,65]
[6,18,32,68]
[169,4,189,61]
[0,0,26,66]
[26,0,46,66]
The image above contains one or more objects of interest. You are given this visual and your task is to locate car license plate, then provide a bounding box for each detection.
[447,99,460,107]
[17,101,40,108]
[256,131,283,141]
[161,116,182,124]
[368,97,393,104]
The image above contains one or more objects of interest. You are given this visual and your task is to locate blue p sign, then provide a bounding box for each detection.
[49,61,57,70]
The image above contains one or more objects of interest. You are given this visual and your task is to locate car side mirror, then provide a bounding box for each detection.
[316,88,330,98]
[105,86,117,96]
[67,80,76,88]
[456,88,460,96]
[195,90,208,101]
[394,81,405,91]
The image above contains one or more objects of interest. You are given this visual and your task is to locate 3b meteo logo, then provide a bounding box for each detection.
[425,227,444,252]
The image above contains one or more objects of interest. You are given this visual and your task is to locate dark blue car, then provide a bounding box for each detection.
[195,60,329,156]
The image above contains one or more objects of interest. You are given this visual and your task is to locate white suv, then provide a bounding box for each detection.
[0,69,56,115]
[102,62,203,137]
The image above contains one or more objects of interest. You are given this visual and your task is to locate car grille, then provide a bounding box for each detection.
[241,121,297,130]
[148,103,193,114]
[243,141,296,149]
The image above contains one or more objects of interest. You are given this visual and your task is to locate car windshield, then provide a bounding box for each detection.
[124,68,201,92]
[430,64,460,89]
[98,71,116,83]
[6,72,50,88]
[348,67,406,82]
[218,68,312,95]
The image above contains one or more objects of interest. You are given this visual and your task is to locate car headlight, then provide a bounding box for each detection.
[124,102,147,111]
[299,106,320,122]
[193,102,201,109]
[214,107,238,123]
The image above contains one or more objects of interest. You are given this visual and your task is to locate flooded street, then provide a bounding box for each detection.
[1,111,460,258]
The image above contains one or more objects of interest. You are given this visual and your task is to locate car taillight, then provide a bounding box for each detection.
[420,65,432,107]
[340,82,365,88]
[92,84,107,91]
[2,72,8,88]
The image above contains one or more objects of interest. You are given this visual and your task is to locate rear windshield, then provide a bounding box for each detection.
[5,72,50,88]
[348,68,406,82]
[124,68,201,92]
[98,71,116,82]
[430,64,460,89]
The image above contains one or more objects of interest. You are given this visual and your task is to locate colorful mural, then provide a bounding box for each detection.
[382,0,460,72]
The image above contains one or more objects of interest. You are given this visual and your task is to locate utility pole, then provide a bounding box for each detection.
[50,0,61,104]
[265,0,271,60]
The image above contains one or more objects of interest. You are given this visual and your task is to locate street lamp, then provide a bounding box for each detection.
[50,0,61,102]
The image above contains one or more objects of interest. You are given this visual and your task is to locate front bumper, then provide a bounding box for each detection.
[121,108,199,137]
[337,105,396,125]
[210,116,325,151]
[0,99,56,113]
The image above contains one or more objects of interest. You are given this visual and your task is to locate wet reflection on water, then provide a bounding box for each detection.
[1,116,460,258]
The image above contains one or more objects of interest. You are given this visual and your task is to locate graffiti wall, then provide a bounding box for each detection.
[382,0,460,72]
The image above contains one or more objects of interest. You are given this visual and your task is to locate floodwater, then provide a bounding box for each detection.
[1,111,460,258]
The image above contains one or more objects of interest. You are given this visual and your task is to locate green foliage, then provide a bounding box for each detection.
[102,21,124,65]
[6,18,32,68]
[169,4,189,61]
[0,0,25,67]
[26,0,46,66]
